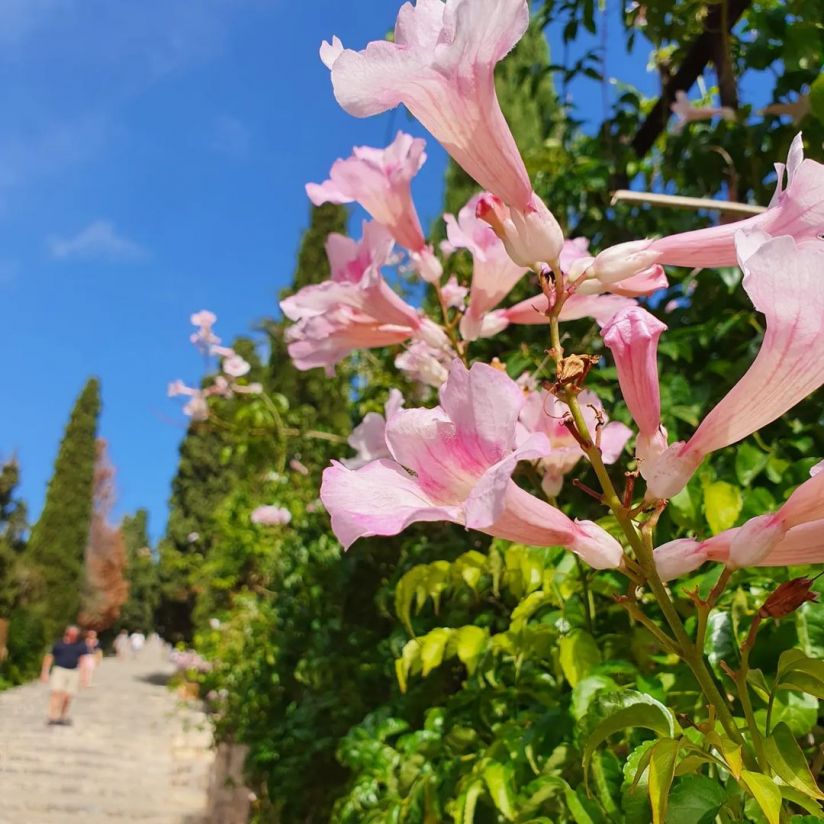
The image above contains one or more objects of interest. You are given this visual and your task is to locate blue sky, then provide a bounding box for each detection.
[0,0,747,540]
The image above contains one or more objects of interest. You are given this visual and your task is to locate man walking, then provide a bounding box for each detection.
[40,625,89,725]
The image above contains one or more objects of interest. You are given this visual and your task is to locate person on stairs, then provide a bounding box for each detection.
[40,625,89,725]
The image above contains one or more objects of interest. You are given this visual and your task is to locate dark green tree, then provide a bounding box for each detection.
[27,379,101,637]
[116,509,158,634]
[0,460,27,617]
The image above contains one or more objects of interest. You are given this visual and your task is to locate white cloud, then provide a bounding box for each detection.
[48,220,146,262]
[209,114,250,157]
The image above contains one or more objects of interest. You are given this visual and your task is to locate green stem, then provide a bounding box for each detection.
[549,312,743,744]
[575,554,595,635]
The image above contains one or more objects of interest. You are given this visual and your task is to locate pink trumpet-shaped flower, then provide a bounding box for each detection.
[650,133,824,268]
[251,505,292,526]
[321,0,533,210]
[281,222,447,372]
[325,221,395,284]
[168,379,198,398]
[222,354,251,378]
[517,388,632,496]
[656,463,824,578]
[670,90,734,133]
[485,291,635,337]
[646,233,824,499]
[190,309,221,350]
[343,389,404,469]
[307,131,427,251]
[320,360,624,569]
[395,340,452,388]
[440,276,468,309]
[444,194,528,340]
[602,307,668,468]
[182,394,209,422]
[475,192,565,269]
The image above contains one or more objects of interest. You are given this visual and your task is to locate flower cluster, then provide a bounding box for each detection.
[168,310,261,421]
[277,0,824,585]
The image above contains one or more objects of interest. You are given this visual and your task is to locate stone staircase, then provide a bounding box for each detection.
[0,639,214,823]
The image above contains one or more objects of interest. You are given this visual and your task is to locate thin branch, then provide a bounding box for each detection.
[610,190,766,216]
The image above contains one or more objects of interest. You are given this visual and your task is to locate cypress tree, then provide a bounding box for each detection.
[27,378,101,636]
[117,509,158,634]
[0,460,27,617]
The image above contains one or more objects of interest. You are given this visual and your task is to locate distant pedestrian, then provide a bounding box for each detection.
[114,629,130,659]
[80,629,101,688]
[130,631,146,657]
[40,625,89,725]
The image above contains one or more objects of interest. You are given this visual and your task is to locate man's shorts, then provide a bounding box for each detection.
[50,666,80,696]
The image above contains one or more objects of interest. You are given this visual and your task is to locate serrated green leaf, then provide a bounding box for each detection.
[420,628,452,677]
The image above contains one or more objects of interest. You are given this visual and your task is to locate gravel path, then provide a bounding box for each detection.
[0,639,214,823]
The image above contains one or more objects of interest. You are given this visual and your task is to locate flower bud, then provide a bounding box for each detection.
[728,513,787,568]
[410,245,443,284]
[571,519,624,569]
[476,192,564,270]
[653,538,707,581]
[590,240,662,285]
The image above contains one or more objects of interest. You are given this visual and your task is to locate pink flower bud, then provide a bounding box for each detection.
[728,513,787,568]
[410,245,443,284]
[570,520,624,569]
[654,538,707,581]
[476,192,564,269]
[590,240,662,285]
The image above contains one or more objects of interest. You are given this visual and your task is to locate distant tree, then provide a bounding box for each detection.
[117,508,158,634]
[27,378,101,637]
[0,460,27,618]
[79,440,128,630]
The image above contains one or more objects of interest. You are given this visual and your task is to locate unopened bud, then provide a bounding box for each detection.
[728,513,787,568]
[571,519,624,569]
[411,245,443,284]
[477,192,564,270]
[590,240,662,285]
[653,538,707,581]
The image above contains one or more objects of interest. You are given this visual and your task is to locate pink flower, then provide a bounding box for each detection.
[289,458,310,476]
[343,389,405,469]
[182,394,209,422]
[581,240,662,287]
[670,90,734,133]
[325,221,396,284]
[761,95,811,125]
[395,340,452,388]
[251,505,292,526]
[656,464,824,577]
[320,360,624,569]
[559,237,591,272]
[476,192,565,269]
[409,246,443,284]
[646,233,824,499]
[650,133,824,268]
[281,222,448,371]
[190,309,220,350]
[440,276,468,309]
[307,132,427,251]
[602,307,668,470]
[517,388,632,496]
[444,194,527,340]
[321,0,533,210]
[222,354,251,378]
[168,379,198,398]
[488,291,635,336]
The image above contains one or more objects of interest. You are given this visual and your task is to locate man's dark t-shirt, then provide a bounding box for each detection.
[51,641,88,670]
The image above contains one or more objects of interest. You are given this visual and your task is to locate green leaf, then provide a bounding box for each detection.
[702,480,743,534]
[420,628,452,677]
[483,762,516,821]
[451,626,487,676]
[572,675,618,721]
[559,630,602,687]
[459,781,484,824]
[764,723,824,800]
[776,650,824,699]
[741,771,782,824]
[758,691,819,737]
[736,442,769,486]
[665,775,727,824]
[648,738,679,824]
[583,691,676,780]
[395,638,421,693]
